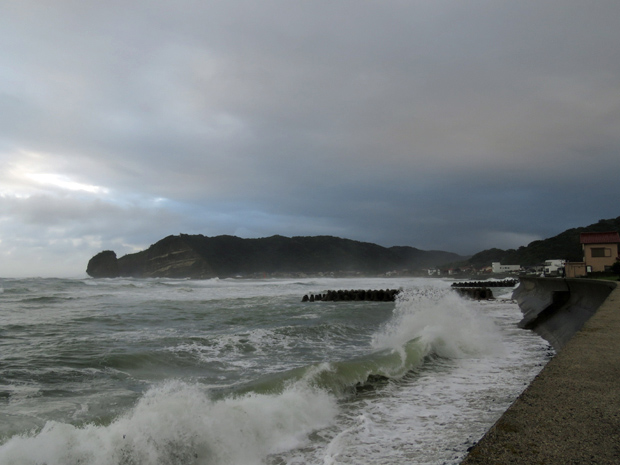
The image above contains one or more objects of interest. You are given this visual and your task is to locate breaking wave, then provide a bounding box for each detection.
[0,285,505,465]
[0,380,337,465]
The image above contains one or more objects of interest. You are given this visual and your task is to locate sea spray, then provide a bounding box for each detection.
[302,288,547,465]
[0,380,338,465]
[372,286,504,359]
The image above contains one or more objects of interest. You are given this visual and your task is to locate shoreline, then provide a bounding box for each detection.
[461,279,620,464]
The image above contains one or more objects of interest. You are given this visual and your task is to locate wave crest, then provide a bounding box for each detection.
[0,380,337,465]
[372,286,504,359]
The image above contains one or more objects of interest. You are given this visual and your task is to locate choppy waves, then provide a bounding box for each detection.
[0,277,550,465]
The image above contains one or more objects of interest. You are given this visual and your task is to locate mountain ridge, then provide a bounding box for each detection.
[463,216,620,268]
[86,216,620,279]
[86,234,465,279]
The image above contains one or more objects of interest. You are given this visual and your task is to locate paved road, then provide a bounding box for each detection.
[461,283,620,465]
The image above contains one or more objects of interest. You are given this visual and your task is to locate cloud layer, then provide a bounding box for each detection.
[1,1,619,276]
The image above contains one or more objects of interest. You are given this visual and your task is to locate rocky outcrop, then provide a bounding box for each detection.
[116,235,215,279]
[86,250,120,278]
[85,237,216,279]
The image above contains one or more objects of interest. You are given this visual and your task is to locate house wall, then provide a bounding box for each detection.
[492,262,521,273]
[565,262,586,278]
[583,243,619,272]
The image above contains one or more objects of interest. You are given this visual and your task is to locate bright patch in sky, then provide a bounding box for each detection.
[4,151,109,197]
[25,172,109,194]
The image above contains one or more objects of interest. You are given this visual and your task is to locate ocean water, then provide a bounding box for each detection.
[0,276,552,465]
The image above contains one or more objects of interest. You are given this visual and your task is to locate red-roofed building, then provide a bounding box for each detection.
[580,231,620,273]
[566,231,620,277]
[580,231,620,245]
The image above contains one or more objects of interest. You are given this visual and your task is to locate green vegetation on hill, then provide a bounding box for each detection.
[178,234,464,275]
[465,216,620,268]
[87,234,465,278]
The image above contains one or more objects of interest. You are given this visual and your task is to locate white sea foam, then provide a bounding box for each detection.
[164,328,295,368]
[0,380,338,465]
[372,286,504,359]
[3,384,42,403]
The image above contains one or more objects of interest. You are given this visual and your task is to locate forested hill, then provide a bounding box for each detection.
[86,234,465,278]
[465,216,620,268]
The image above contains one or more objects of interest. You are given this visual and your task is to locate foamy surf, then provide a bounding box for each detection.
[0,380,337,465]
[373,286,504,358]
[0,277,550,465]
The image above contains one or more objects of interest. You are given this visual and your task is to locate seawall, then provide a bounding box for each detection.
[513,277,617,350]
[461,277,620,464]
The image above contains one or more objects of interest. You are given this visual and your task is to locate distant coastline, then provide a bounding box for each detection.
[85,215,620,280]
[86,234,465,279]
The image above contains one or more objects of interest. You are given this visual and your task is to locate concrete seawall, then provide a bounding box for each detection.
[461,278,620,464]
[513,277,617,350]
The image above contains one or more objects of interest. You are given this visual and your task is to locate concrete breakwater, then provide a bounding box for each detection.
[451,279,517,300]
[302,289,401,302]
[453,287,494,300]
[461,277,620,464]
[302,286,496,302]
[451,279,518,288]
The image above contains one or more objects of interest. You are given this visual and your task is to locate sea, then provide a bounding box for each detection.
[0,276,552,465]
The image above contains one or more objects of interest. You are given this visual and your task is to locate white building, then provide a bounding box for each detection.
[491,262,521,274]
[543,259,566,276]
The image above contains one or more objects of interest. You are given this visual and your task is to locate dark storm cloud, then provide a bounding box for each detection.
[1,1,619,276]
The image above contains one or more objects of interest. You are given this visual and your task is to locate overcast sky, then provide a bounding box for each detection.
[1,1,619,277]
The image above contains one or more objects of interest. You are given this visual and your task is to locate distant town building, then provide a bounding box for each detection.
[491,262,521,274]
[543,259,566,276]
[581,231,620,272]
[565,231,620,277]
[565,262,587,278]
